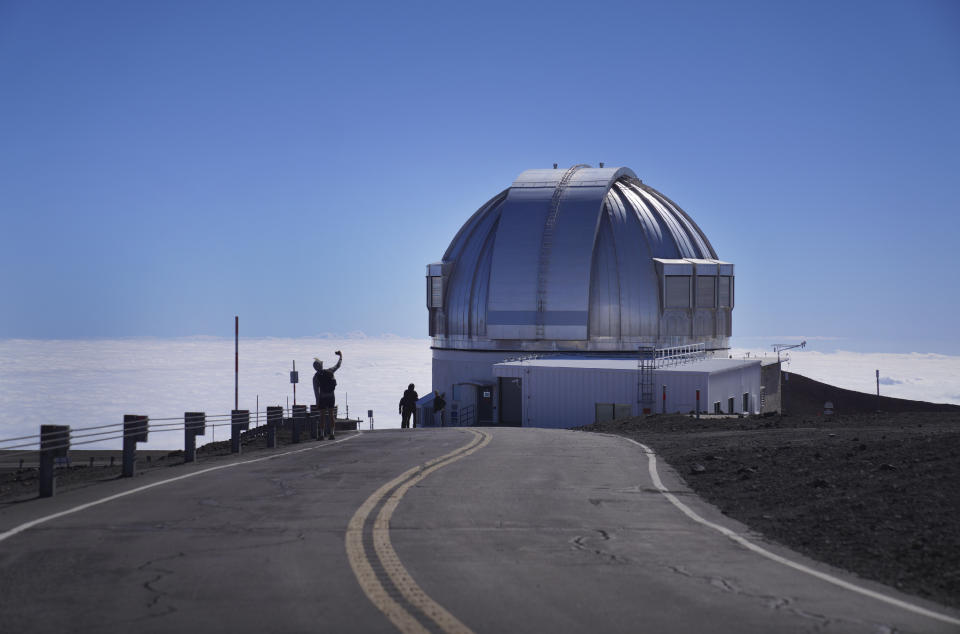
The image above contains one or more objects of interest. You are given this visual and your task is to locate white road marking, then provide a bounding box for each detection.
[615,435,960,627]
[0,434,360,544]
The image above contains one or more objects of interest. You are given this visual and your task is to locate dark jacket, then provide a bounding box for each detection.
[400,388,418,413]
[313,356,342,399]
[433,394,446,413]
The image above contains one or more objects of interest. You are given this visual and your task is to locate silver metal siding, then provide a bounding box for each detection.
[631,185,699,258]
[444,201,503,336]
[644,186,718,259]
[486,185,550,339]
[469,217,498,336]
[442,191,508,262]
[588,209,620,337]
[616,183,674,258]
[604,187,661,337]
[641,186,714,258]
[540,183,605,340]
[432,166,731,352]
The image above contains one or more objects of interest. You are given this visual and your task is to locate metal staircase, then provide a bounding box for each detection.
[535,165,587,338]
[638,345,655,414]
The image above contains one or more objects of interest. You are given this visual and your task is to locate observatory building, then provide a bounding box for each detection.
[424,165,762,427]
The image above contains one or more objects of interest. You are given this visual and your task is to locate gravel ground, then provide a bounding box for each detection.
[580,375,960,610]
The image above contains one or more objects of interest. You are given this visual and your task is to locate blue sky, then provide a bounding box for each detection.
[1,1,958,352]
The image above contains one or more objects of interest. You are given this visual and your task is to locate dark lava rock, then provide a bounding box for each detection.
[810,478,830,488]
[879,463,898,471]
[690,463,707,474]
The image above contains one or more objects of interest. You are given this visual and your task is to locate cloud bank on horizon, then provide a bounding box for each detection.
[728,346,960,407]
[0,336,431,451]
[0,336,957,450]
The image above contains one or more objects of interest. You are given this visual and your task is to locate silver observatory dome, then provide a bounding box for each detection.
[426,165,734,354]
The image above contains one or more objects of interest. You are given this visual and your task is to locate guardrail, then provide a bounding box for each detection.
[0,407,361,499]
[653,343,707,368]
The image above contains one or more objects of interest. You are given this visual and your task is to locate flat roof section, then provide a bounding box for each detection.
[493,357,761,374]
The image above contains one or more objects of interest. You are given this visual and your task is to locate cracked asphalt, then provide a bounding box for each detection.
[0,428,957,633]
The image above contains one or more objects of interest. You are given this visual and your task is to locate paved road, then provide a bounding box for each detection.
[0,428,957,633]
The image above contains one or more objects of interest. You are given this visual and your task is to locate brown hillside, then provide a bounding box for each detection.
[781,371,960,416]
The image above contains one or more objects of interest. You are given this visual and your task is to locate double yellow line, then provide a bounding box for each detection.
[345,429,492,634]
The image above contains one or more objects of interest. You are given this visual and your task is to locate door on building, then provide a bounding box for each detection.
[478,385,494,425]
[499,378,523,426]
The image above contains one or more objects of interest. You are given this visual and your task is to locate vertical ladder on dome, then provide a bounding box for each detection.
[639,345,655,415]
[535,165,586,338]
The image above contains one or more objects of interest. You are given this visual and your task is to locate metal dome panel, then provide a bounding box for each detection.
[427,165,732,352]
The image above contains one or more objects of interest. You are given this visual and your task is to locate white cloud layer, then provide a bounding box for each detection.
[729,347,960,406]
[0,337,957,450]
[0,336,431,450]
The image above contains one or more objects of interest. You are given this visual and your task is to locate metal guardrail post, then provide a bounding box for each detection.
[309,405,321,440]
[291,405,307,444]
[231,410,249,454]
[122,415,148,477]
[266,406,282,448]
[184,412,206,463]
[39,424,70,498]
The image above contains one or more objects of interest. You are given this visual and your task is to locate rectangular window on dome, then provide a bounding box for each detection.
[664,276,690,308]
[718,276,731,307]
[430,276,444,308]
[696,276,716,308]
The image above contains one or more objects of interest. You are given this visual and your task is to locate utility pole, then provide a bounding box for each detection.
[771,341,806,415]
[234,316,239,410]
[876,369,880,411]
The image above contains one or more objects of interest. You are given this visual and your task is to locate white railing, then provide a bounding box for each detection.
[653,343,707,368]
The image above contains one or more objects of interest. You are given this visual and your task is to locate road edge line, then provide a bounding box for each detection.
[611,434,960,627]
[0,433,360,545]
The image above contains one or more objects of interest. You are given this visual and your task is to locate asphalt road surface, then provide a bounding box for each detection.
[1,428,957,633]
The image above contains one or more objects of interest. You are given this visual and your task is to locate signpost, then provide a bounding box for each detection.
[290,361,299,406]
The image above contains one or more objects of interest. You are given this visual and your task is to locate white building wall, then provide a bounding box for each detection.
[655,371,707,414]
[706,363,762,414]
[493,359,762,427]
[522,366,638,429]
[433,348,515,423]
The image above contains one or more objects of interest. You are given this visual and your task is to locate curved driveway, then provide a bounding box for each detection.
[0,428,956,633]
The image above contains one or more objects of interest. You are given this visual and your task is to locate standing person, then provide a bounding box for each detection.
[433,391,447,427]
[399,383,418,429]
[313,350,343,439]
